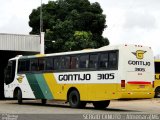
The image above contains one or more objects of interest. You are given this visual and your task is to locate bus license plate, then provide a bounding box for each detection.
[139,85,145,88]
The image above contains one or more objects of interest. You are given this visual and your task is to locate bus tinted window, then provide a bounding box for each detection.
[54,57,60,70]
[155,62,160,73]
[45,57,54,70]
[79,54,89,69]
[30,59,38,71]
[17,51,118,72]
[65,56,71,69]
[18,59,30,73]
[71,56,79,69]
[89,54,98,69]
[39,59,45,71]
[60,56,70,69]
[99,53,108,69]
[109,52,118,69]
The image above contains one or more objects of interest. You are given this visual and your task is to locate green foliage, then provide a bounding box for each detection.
[29,0,109,53]
[64,31,95,51]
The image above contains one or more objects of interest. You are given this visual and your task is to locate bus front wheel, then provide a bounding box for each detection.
[17,89,22,104]
[93,100,110,109]
[68,90,86,108]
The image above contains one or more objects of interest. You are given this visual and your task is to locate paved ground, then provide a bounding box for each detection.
[0,98,160,120]
[0,98,160,114]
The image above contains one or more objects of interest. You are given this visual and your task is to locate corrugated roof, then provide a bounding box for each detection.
[0,33,40,52]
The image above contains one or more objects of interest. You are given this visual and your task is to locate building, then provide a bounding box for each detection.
[0,33,41,99]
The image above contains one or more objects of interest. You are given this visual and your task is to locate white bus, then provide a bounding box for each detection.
[4,45,155,109]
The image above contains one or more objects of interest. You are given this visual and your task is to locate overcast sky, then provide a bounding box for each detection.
[0,0,160,55]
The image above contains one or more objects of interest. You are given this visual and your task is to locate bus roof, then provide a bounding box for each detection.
[17,45,119,59]
[9,44,152,60]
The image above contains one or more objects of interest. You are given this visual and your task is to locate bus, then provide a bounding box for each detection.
[4,45,155,109]
[154,60,160,98]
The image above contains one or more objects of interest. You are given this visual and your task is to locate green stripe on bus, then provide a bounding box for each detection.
[34,74,53,99]
[26,74,45,99]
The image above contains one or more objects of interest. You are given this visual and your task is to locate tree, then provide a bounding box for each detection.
[64,31,94,51]
[29,0,109,53]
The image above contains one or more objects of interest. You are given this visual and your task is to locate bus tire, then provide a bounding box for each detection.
[41,99,47,105]
[93,100,110,109]
[68,90,86,108]
[155,87,160,98]
[17,89,22,104]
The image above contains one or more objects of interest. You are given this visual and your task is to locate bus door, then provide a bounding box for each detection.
[4,60,16,85]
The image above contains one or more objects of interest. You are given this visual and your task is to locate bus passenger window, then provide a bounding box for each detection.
[25,60,30,71]
[99,53,108,69]
[45,58,54,70]
[60,57,65,69]
[18,61,26,72]
[60,56,70,69]
[109,52,118,69]
[71,56,79,69]
[39,59,45,71]
[89,54,98,69]
[79,55,89,69]
[18,60,30,73]
[30,59,38,71]
[65,56,71,69]
[54,57,60,70]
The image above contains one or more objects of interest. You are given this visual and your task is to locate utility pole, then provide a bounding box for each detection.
[40,0,45,54]
[40,0,43,33]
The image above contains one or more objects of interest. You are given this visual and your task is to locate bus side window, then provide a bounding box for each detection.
[18,59,30,73]
[25,60,30,71]
[71,56,79,69]
[54,57,60,70]
[39,59,45,71]
[79,54,89,69]
[65,56,71,69]
[45,57,54,71]
[18,60,25,72]
[60,56,70,70]
[109,52,118,69]
[99,53,108,69]
[89,54,98,69]
[30,59,38,71]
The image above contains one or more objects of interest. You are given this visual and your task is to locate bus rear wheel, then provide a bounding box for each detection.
[17,89,22,104]
[68,90,86,108]
[93,100,110,109]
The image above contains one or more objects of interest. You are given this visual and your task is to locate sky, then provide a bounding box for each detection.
[0,0,160,56]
